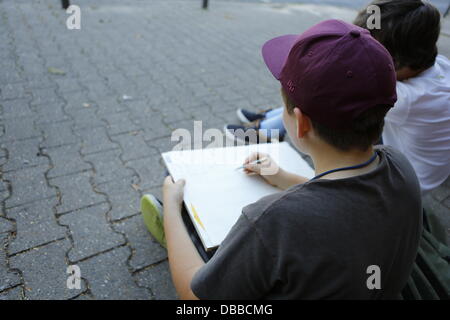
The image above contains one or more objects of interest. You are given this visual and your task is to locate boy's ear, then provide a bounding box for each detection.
[293,107,311,138]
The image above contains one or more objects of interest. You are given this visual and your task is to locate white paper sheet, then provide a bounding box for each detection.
[162,142,315,250]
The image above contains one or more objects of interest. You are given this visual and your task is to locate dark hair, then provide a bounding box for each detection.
[353,0,441,71]
[282,89,390,152]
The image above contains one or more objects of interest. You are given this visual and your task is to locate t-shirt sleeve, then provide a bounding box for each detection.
[384,81,412,126]
[191,212,276,300]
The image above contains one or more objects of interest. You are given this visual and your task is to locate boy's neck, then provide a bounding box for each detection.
[310,143,378,180]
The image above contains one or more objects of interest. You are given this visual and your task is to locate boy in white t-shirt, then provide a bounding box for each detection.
[226,0,450,194]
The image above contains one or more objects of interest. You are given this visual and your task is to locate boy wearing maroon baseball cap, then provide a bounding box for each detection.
[158,19,422,299]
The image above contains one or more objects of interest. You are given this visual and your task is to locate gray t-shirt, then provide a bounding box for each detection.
[191,146,423,299]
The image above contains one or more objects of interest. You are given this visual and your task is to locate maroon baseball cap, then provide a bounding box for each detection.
[262,19,397,129]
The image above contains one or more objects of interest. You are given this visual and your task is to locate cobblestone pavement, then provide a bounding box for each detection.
[0,0,449,299]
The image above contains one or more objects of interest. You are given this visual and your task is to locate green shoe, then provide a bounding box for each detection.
[141,194,167,248]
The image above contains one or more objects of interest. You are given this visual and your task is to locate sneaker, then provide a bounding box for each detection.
[236,108,272,124]
[224,122,284,145]
[141,194,166,248]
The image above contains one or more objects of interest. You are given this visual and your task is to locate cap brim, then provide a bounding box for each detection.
[262,34,298,80]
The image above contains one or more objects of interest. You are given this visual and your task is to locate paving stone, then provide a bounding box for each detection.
[9,239,85,299]
[114,214,167,270]
[2,138,47,172]
[34,102,70,125]
[0,98,33,119]
[68,107,105,131]
[130,111,170,140]
[0,117,40,142]
[51,171,106,215]
[54,77,85,94]
[0,286,23,300]
[76,126,119,155]
[6,198,66,255]
[126,154,167,190]
[0,217,14,234]
[95,179,141,221]
[134,261,178,300]
[112,131,159,162]
[156,104,192,124]
[145,135,180,153]
[40,121,79,148]
[30,87,62,107]
[78,246,149,300]
[94,96,127,116]
[102,111,141,136]
[46,145,92,178]
[0,180,10,205]
[0,233,21,292]
[4,166,55,209]
[85,148,135,185]
[62,90,91,111]
[0,83,29,101]
[85,82,115,102]
[59,203,125,262]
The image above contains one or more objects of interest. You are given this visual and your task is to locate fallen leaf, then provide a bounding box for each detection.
[131,184,140,191]
[48,67,66,76]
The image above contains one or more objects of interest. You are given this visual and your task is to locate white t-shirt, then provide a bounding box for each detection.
[382,54,450,194]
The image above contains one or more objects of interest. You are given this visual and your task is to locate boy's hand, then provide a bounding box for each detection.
[163,176,185,207]
[243,152,282,187]
[243,152,309,189]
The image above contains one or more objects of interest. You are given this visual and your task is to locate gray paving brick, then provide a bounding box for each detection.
[2,138,48,172]
[59,203,125,262]
[130,111,170,140]
[61,90,91,111]
[51,172,106,215]
[134,261,178,300]
[0,234,21,292]
[9,239,85,299]
[0,117,40,142]
[54,77,85,94]
[46,145,92,179]
[0,286,23,300]
[0,83,29,101]
[95,179,141,221]
[0,217,14,234]
[25,76,57,91]
[34,102,70,125]
[126,154,167,190]
[30,87,62,107]
[68,107,105,131]
[76,126,119,155]
[0,98,33,119]
[40,121,79,148]
[85,148,135,185]
[4,166,55,209]
[102,112,141,136]
[6,198,66,255]
[156,104,192,124]
[90,96,126,115]
[78,246,149,299]
[145,135,179,154]
[112,131,159,162]
[114,214,167,270]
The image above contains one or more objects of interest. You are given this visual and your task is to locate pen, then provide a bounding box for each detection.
[235,157,268,171]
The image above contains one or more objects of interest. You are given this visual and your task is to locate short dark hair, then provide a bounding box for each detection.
[282,88,390,152]
[353,0,441,71]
